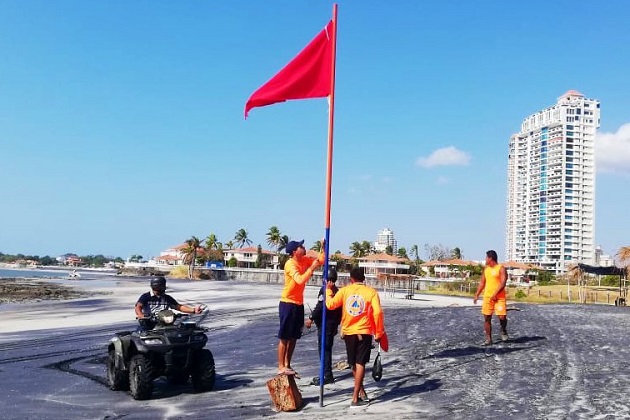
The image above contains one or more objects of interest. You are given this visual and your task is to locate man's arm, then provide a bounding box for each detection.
[287,258,322,285]
[176,304,202,314]
[168,295,201,314]
[371,291,385,340]
[473,271,486,304]
[492,266,508,300]
[134,302,145,318]
[325,284,344,310]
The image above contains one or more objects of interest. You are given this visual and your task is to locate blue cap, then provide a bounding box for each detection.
[285,240,304,255]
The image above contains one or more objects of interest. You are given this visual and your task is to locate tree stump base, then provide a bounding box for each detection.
[266,373,303,411]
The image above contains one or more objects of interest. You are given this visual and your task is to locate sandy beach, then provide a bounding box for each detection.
[2,276,630,419]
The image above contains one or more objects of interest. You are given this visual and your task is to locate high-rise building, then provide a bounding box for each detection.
[374,228,397,254]
[506,90,600,274]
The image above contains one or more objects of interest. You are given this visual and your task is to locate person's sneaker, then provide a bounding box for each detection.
[359,393,370,403]
[351,399,369,407]
[482,339,493,346]
[500,333,510,342]
[310,376,334,386]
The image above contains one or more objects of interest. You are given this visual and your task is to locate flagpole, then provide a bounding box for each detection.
[320,3,338,407]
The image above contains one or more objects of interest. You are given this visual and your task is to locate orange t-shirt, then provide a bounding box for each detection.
[281,254,319,305]
[483,263,506,299]
[326,282,385,339]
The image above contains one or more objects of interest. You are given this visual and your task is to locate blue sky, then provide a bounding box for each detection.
[2,0,629,262]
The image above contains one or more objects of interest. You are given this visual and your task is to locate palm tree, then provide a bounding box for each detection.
[397,246,409,259]
[234,228,252,249]
[361,241,374,255]
[451,247,463,260]
[182,236,201,279]
[205,233,221,250]
[278,235,290,253]
[617,246,630,277]
[225,240,234,250]
[266,226,282,251]
[311,240,324,252]
[349,242,362,258]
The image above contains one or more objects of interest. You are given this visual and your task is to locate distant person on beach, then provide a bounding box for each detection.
[277,239,324,376]
[325,266,386,407]
[473,250,509,345]
[305,267,342,385]
[135,276,202,330]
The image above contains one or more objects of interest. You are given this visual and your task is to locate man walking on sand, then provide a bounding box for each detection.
[325,266,386,407]
[473,250,509,345]
[277,239,324,376]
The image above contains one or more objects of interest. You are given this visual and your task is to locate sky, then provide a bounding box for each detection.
[1,0,630,262]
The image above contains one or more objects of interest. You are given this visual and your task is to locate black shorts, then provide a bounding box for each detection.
[277,301,304,340]
[344,334,373,366]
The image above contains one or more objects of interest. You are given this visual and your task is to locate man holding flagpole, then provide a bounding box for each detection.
[278,239,324,376]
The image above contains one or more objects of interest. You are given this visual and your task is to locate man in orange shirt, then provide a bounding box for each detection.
[325,266,385,407]
[473,250,509,345]
[277,239,324,375]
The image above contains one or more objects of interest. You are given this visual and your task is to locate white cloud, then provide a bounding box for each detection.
[596,123,630,174]
[416,146,471,168]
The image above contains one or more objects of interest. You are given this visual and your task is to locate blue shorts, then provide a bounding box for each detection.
[278,301,304,340]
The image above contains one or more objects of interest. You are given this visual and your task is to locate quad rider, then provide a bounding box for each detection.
[135,276,202,330]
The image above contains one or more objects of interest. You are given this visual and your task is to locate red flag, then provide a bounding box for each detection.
[244,21,333,118]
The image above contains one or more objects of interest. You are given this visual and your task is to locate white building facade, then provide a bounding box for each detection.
[506,90,600,274]
[374,228,398,253]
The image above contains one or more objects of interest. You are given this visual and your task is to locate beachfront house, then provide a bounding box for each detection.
[358,253,410,276]
[223,247,278,269]
[422,259,480,279]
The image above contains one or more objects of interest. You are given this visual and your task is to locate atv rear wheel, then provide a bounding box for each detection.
[129,354,154,400]
[191,349,215,392]
[107,349,129,391]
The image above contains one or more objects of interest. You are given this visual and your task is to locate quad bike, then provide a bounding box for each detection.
[107,306,215,400]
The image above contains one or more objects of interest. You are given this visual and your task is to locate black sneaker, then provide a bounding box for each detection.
[351,399,369,407]
[310,376,334,386]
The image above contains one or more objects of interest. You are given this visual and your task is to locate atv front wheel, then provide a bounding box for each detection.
[107,349,129,391]
[129,354,154,400]
[191,349,215,392]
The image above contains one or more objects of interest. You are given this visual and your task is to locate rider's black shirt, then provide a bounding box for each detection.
[137,292,179,316]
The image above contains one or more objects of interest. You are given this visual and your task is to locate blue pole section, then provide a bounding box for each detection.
[319,228,330,405]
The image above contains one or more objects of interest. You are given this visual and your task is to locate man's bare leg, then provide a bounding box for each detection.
[278,339,289,372]
[285,339,296,370]
[484,315,493,343]
[351,363,366,403]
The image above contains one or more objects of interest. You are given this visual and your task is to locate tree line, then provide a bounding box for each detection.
[175,226,471,279]
[0,252,124,267]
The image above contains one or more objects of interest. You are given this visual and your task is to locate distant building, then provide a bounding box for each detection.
[374,228,397,254]
[594,245,613,267]
[506,90,600,274]
[223,247,278,269]
[359,253,409,276]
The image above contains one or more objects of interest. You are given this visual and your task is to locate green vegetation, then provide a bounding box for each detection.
[0,252,123,267]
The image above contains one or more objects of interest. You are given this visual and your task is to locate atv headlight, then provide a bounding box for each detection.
[142,338,163,345]
[157,310,175,325]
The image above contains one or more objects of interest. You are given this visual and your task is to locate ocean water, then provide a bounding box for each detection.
[0,267,71,279]
[0,267,127,290]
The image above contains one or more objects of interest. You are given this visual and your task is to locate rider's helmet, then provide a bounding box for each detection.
[150,276,167,294]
